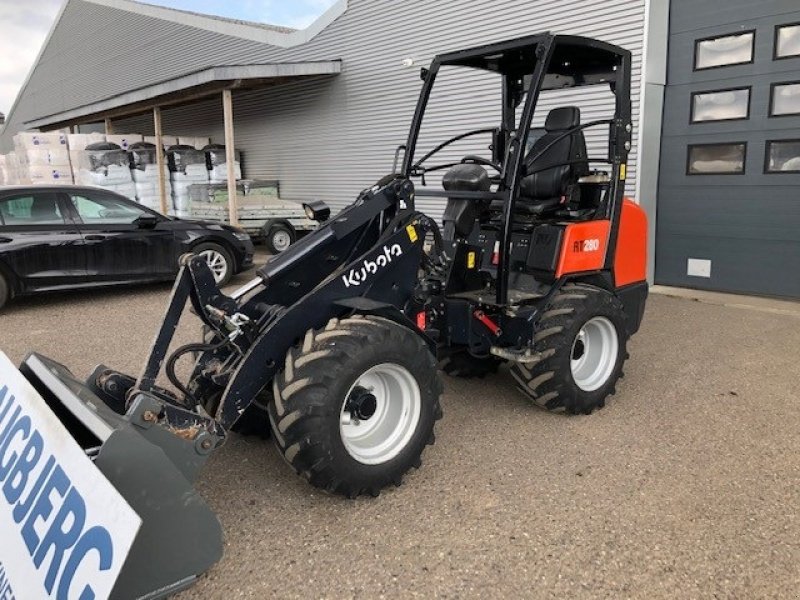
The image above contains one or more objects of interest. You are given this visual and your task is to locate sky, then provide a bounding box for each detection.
[0,0,337,118]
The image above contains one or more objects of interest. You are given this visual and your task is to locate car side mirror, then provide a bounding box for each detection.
[136,213,159,229]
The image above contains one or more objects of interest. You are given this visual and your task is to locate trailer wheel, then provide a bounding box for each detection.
[438,346,501,378]
[510,284,628,414]
[264,223,295,254]
[268,315,443,498]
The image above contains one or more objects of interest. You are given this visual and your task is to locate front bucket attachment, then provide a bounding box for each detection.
[15,352,223,599]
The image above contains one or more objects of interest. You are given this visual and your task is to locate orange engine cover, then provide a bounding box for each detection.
[613,198,648,287]
[555,220,611,278]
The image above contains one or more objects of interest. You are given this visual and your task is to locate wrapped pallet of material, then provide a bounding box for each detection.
[67,132,105,170]
[105,134,143,151]
[3,152,19,185]
[204,144,242,183]
[167,145,208,216]
[128,142,171,210]
[14,131,73,185]
[178,136,210,150]
[74,142,135,199]
[144,134,178,149]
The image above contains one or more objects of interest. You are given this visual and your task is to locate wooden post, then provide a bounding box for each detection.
[104,118,114,135]
[222,88,239,226]
[153,106,169,215]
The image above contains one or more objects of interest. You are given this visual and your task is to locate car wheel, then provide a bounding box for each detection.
[194,242,234,286]
[264,223,295,254]
[0,272,9,311]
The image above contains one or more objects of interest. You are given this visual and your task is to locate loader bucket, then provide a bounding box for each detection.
[4,352,223,599]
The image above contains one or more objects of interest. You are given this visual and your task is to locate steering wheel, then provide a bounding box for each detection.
[461,155,501,172]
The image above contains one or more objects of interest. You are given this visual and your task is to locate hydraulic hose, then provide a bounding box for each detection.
[165,336,230,406]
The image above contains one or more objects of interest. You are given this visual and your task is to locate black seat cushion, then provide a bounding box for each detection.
[518,106,589,214]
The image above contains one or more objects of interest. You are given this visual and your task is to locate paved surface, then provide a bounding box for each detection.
[1,265,799,599]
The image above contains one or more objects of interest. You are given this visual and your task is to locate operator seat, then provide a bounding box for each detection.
[516,106,589,215]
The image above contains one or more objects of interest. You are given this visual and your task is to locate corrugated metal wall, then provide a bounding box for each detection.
[655,0,800,298]
[7,0,646,222]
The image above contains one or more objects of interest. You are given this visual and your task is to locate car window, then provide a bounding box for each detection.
[0,193,66,225]
[69,193,145,224]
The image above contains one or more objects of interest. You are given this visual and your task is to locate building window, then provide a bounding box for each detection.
[765,140,800,173]
[694,32,755,70]
[775,23,800,59]
[770,82,800,116]
[687,143,746,175]
[691,88,750,122]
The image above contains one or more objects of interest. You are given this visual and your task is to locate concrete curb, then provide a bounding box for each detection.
[650,285,800,318]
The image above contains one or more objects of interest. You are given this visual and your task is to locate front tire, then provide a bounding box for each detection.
[510,284,628,414]
[194,242,234,286]
[268,315,443,498]
[0,272,9,311]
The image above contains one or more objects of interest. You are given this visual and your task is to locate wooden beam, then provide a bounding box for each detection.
[153,107,169,215]
[104,118,114,135]
[222,88,239,226]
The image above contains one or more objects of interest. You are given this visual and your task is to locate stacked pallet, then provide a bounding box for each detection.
[13,132,73,185]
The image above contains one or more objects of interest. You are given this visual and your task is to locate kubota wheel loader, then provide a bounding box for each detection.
[3,34,647,597]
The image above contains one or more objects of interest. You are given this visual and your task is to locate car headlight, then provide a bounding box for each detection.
[233,232,251,241]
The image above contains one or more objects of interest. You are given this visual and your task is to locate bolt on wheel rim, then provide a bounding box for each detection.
[272,231,291,252]
[570,316,619,392]
[199,250,228,283]
[340,363,421,465]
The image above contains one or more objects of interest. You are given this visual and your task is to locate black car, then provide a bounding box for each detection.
[0,185,254,309]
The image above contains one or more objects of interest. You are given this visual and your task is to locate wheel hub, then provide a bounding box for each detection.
[339,363,422,465]
[346,386,378,421]
[570,316,619,392]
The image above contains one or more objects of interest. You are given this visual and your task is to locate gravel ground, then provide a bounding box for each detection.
[1,263,799,599]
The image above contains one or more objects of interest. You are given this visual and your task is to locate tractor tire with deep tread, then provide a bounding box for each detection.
[268,315,443,498]
[510,283,628,414]
[438,346,501,379]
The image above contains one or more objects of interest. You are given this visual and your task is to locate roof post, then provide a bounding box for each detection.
[153,106,170,215]
[104,117,114,135]
[222,88,239,226]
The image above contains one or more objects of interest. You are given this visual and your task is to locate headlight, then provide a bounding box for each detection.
[233,232,250,241]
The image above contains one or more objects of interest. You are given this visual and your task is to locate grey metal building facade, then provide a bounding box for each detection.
[1,0,797,298]
[656,0,800,298]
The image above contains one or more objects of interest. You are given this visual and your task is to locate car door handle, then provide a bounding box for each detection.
[0,237,12,244]
[85,234,106,241]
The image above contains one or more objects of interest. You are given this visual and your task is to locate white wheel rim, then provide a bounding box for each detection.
[340,363,421,465]
[272,230,292,252]
[570,316,619,392]
[199,249,228,283]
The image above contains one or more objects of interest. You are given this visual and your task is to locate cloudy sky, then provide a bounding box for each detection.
[0,0,337,117]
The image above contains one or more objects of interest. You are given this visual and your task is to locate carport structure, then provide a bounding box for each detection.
[24,61,342,224]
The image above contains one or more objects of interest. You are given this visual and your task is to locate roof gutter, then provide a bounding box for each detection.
[24,61,343,129]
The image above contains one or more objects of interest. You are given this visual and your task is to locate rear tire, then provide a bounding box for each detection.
[0,273,8,311]
[194,242,234,286]
[268,315,443,498]
[510,284,628,414]
[264,223,295,254]
[438,346,501,379]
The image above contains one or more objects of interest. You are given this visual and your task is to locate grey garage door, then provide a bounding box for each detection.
[656,0,800,298]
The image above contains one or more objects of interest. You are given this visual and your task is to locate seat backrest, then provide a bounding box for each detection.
[30,195,60,220]
[520,107,588,199]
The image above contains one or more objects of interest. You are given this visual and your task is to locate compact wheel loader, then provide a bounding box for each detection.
[6,34,647,597]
